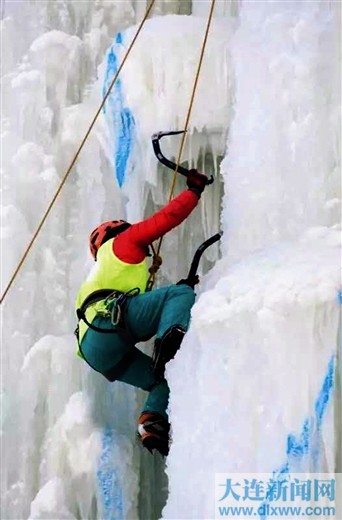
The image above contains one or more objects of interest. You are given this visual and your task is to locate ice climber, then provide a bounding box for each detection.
[75,169,210,456]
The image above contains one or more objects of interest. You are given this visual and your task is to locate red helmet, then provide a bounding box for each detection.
[89,220,131,260]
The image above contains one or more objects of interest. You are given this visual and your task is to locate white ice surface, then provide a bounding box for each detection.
[163,2,341,518]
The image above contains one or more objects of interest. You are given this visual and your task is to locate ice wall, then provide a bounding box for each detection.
[164,2,341,519]
[2,2,170,519]
[1,2,232,519]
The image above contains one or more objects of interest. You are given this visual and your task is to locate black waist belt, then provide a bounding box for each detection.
[76,289,124,334]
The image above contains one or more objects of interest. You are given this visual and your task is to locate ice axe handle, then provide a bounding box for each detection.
[152,131,189,177]
[152,131,214,185]
[187,233,222,281]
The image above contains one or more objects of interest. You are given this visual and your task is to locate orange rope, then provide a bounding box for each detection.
[0,0,156,305]
[146,0,216,290]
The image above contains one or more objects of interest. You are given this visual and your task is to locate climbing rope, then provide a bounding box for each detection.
[146,0,217,291]
[0,0,156,305]
[148,245,163,280]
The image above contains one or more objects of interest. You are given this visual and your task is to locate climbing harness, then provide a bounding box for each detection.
[74,287,140,340]
[75,286,142,382]
[0,0,156,305]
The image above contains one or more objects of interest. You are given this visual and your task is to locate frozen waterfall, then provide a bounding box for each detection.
[1,1,340,520]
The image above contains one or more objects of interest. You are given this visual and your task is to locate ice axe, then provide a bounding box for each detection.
[151,130,214,185]
[176,233,222,288]
[186,233,222,284]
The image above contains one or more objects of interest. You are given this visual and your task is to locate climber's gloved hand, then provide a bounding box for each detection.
[186,169,209,197]
[176,274,200,289]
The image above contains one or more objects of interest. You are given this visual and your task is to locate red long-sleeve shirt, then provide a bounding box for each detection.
[113,189,199,263]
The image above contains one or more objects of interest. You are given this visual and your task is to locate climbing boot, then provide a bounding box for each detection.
[152,326,185,379]
[137,412,170,456]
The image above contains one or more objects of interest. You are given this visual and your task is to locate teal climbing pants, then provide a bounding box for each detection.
[80,284,196,420]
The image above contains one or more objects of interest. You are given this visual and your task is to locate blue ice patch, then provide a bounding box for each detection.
[258,355,335,519]
[103,32,135,187]
[284,354,335,469]
[97,428,123,520]
[338,290,342,305]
